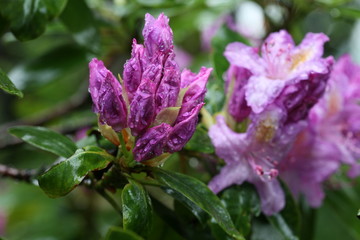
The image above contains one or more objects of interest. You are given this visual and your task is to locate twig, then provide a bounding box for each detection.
[0,164,38,183]
[96,188,123,221]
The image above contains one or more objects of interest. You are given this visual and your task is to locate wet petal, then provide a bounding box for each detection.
[245,75,286,113]
[143,13,173,57]
[250,177,285,216]
[155,53,181,113]
[123,39,146,101]
[224,42,264,75]
[166,103,203,153]
[208,163,249,194]
[133,123,171,161]
[208,116,247,164]
[89,58,127,131]
[128,79,156,136]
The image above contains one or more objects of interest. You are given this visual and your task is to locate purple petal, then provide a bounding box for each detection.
[261,30,295,62]
[224,42,264,75]
[133,123,171,161]
[226,65,252,122]
[250,177,285,215]
[208,116,247,164]
[279,131,340,207]
[89,58,109,112]
[166,103,203,153]
[293,32,329,61]
[89,58,127,131]
[251,178,285,216]
[142,53,165,87]
[143,13,173,57]
[123,39,146,101]
[155,53,181,113]
[128,79,156,136]
[245,75,286,113]
[208,163,249,194]
[177,67,212,122]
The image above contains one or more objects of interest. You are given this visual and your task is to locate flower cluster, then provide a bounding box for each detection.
[280,54,360,207]
[208,30,334,215]
[89,13,212,162]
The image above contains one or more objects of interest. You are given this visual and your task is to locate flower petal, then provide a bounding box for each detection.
[155,53,181,113]
[143,13,173,57]
[208,163,249,194]
[123,39,146,101]
[245,75,286,113]
[226,65,252,122]
[166,103,203,153]
[177,67,212,122]
[293,32,329,61]
[128,79,156,136]
[133,123,171,161]
[89,58,127,131]
[224,42,264,75]
[250,177,285,215]
[208,116,247,164]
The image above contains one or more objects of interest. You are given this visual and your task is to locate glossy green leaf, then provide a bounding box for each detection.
[105,226,143,240]
[185,125,214,154]
[38,146,113,198]
[209,218,234,240]
[151,168,244,240]
[60,0,100,53]
[9,126,77,158]
[0,0,68,41]
[221,184,261,236]
[162,186,209,225]
[267,182,301,240]
[0,67,23,97]
[122,180,153,238]
[8,44,87,91]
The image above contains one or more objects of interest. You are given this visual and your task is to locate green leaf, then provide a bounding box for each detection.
[162,186,209,225]
[339,7,360,19]
[267,182,301,240]
[0,67,23,97]
[122,180,153,238]
[184,125,214,154]
[0,0,68,41]
[60,0,100,53]
[38,146,113,198]
[8,44,87,91]
[221,184,261,236]
[9,126,77,158]
[105,226,143,240]
[151,168,244,240]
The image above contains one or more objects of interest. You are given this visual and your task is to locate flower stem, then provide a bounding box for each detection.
[96,187,123,222]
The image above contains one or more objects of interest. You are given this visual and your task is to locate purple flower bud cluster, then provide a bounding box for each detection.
[208,30,333,215]
[89,13,212,162]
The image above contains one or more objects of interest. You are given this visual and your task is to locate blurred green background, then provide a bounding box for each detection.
[1,0,360,239]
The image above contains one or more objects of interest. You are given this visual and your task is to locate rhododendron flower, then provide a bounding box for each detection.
[89,13,212,162]
[279,130,339,207]
[309,55,360,177]
[225,30,333,117]
[279,55,360,206]
[209,115,305,215]
[208,30,333,215]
